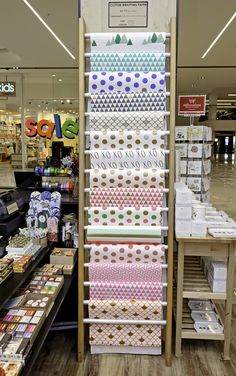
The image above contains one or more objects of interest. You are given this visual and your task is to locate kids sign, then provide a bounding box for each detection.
[25,114,78,139]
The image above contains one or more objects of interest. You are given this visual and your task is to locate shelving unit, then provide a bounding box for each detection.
[78,17,176,365]
[175,236,235,360]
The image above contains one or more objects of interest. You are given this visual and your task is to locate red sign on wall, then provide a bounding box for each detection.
[178,95,206,116]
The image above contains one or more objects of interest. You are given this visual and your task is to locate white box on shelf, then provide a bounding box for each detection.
[175,219,192,237]
[188,160,203,175]
[175,205,192,220]
[175,187,193,205]
[208,272,226,293]
[188,144,203,158]
[192,204,206,221]
[209,261,227,280]
[191,221,207,237]
[175,126,188,141]
[175,143,188,158]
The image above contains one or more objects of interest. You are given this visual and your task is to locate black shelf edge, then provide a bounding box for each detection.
[0,245,52,310]
[21,274,75,376]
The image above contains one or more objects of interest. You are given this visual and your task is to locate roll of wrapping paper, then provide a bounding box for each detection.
[90,52,166,72]
[88,207,162,226]
[90,149,165,169]
[89,299,162,320]
[89,130,165,150]
[90,324,162,347]
[89,92,166,112]
[89,281,163,300]
[89,71,166,94]
[90,169,165,188]
[88,111,166,131]
[89,187,164,208]
[90,32,166,53]
[90,243,165,264]
[88,263,162,283]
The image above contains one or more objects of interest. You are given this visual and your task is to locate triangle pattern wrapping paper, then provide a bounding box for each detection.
[90,168,165,188]
[88,112,166,131]
[88,207,162,227]
[90,243,165,264]
[89,324,162,347]
[89,187,164,208]
[90,32,166,53]
[89,92,166,112]
[89,299,162,320]
[90,52,166,72]
[89,71,166,94]
[89,130,165,150]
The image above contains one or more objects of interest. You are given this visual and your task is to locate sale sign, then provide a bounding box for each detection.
[178,95,206,116]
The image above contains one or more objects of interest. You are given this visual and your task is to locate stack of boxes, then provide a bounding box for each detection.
[201,257,227,293]
[175,125,212,202]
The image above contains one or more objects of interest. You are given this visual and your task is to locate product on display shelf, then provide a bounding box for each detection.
[187,299,224,334]
[50,247,77,266]
[25,275,64,300]
[0,360,23,376]
[0,259,14,285]
[61,213,78,248]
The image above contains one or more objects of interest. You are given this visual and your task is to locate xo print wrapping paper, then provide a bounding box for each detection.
[88,207,162,226]
[88,112,166,131]
[90,169,165,188]
[90,52,166,72]
[90,243,165,264]
[90,32,166,53]
[88,263,162,283]
[89,324,161,347]
[89,130,165,150]
[90,281,163,300]
[90,149,165,169]
[89,71,166,94]
[89,187,164,208]
[89,92,166,112]
[89,299,162,320]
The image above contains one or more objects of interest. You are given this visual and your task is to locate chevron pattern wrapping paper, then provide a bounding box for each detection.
[90,32,166,53]
[90,169,165,188]
[88,112,166,131]
[90,52,166,72]
[88,207,162,226]
[89,187,164,207]
[89,324,162,347]
[89,71,166,94]
[89,130,165,150]
[90,281,163,300]
[89,92,166,112]
[89,300,162,320]
[90,244,165,264]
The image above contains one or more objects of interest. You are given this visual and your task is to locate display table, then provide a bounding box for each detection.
[175,235,235,360]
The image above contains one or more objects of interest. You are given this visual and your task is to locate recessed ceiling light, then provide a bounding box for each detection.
[22,0,76,60]
[202,12,236,59]
[58,79,62,82]
[38,105,41,108]
[66,99,70,103]
[228,94,236,96]
[52,74,56,77]
[53,99,57,102]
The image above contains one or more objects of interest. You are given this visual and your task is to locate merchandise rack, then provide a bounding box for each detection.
[78,17,176,366]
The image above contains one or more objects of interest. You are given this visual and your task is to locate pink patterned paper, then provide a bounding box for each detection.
[90,243,165,264]
[89,187,164,207]
[89,263,162,283]
[90,281,163,300]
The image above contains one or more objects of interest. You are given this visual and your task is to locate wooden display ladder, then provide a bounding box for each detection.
[78,17,176,366]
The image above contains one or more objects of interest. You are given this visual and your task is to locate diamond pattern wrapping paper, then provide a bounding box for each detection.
[89,130,165,150]
[89,71,166,94]
[89,187,164,208]
[88,207,162,226]
[88,112,166,131]
[90,244,165,264]
[90,168,165,188]
[90,149,165,169]
[89,92,166,112]
[90,281,163,300]
[90,32,166,53]
[89,324,162,347]
[89,300,162,320]
[90,52,166,72]
[88,263,162,283]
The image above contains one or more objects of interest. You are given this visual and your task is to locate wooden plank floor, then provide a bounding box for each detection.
[30,306,236,376]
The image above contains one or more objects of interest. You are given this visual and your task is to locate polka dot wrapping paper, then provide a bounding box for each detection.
[90,149,165,169]
[89,130,165,150]
[87,207,162,226]
[90,244,165,264]
[89,168,165,188]
[90,32,166,53]
[90,52,166,72]
[89,187,164,208]
[89,71,166,94]
[88,112,166,131]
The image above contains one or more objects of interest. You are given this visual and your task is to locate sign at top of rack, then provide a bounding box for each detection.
[178,95,206,116]
[108,2,148,28]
